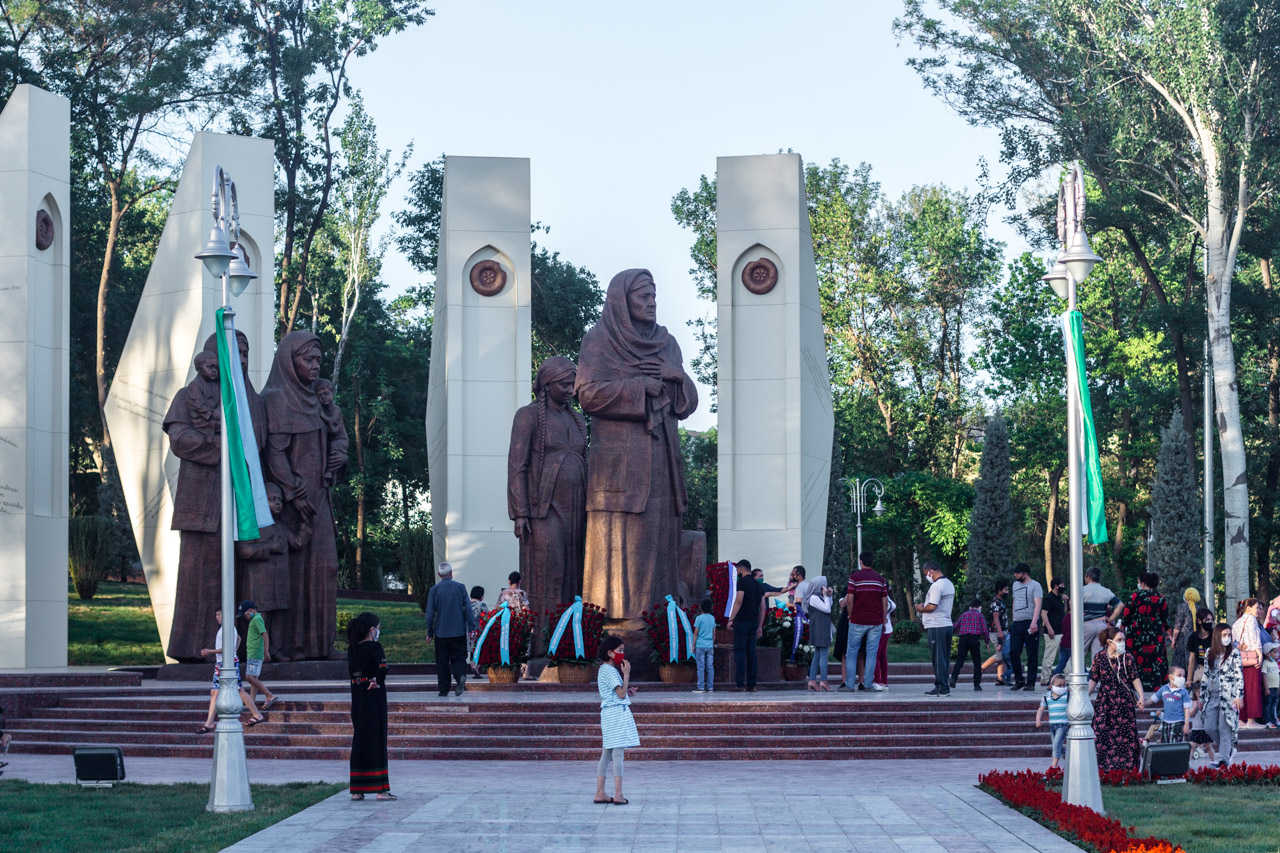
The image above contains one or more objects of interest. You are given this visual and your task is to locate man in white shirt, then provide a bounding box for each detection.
[915,561,955,697]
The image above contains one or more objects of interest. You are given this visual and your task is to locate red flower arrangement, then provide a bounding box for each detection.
[706,562,733,627]
[979,769,1184,853]
[1042,761,1280,788]
[641,602,700,664]
[473,606,536,668]
[542,600,607,665]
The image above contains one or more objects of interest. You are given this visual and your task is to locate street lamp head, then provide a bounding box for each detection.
[1061,227,1102,283]
[1041,258,1070,300]
[226,242,257,297]
[872,497,885,517]
[195,225,236,278]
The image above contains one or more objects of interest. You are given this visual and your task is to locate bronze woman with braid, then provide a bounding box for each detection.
[507,356,588,654]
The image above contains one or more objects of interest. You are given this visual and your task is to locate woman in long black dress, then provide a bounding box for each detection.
[348,612,395,801]
[1088,625,1145,771]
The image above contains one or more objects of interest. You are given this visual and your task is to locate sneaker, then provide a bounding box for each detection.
[869,684,886,692]
[973,684,983,691]
[994,679,1009,686]
[836,685,853,692]
[1012,682,1026,691]
[692,688,704,693]
[925,688,943,696]
[949,679,957,689]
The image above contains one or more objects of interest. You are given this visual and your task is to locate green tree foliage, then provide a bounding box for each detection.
[966,414,1016,601]
[237,0,433,336]
[1149,413,1203,596]
[679,427,717,563]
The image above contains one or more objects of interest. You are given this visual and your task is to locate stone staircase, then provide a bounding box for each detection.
[7,664,1279,762]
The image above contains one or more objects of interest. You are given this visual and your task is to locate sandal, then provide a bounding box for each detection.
[351,793,365,801]
[611,797,629,805]
[376,793,398,801]
[196,724,216,734]
[245,716,265,728]
[593,797,611,804]
[262,697,279,711]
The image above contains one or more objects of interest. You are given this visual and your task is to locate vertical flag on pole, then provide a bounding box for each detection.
[1061,310,1108,545]
[215,309,273,540]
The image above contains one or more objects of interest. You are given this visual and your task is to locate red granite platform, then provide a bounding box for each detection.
[7,663,1278,761]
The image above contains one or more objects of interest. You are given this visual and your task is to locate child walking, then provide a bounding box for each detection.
[237,600,278,711]
[692,599,716,693]
[594,636,639,805]
[1262,642,1279,728]
[951,597,990,690]
[197,606,262,733]
[1145,666,1193,743]
[1036,673,1070,768]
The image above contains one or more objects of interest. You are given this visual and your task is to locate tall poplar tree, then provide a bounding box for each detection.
[966,413,1016,600]
[1148,413,1202,596]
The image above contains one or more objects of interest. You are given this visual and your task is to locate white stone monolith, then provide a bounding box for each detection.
[104,133,274,658]
[426,156,531,601]
[715,153,834,586]
[0,85,70,668]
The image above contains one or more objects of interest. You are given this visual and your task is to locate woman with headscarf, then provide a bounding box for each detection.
[261,331,347,661]
[801,576,834,691]
[508,356,588,653]
[576,270,698,628]
[1169,587,1200,674]
[1233,598,1266,726]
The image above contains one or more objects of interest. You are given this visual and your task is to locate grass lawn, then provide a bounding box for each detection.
[1101,785,1280,853]
[0,780,344,853]
[69,581,433,665]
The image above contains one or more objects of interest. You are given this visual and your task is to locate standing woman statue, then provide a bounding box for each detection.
[508,356,588,652]
[576,269,698,630]
[261,331,347,660]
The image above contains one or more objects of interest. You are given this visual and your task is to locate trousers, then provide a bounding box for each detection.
[434,635,467,694]
[927,626,954,691]
[1039,633,1062,683]
[1008,620,1040,685]
[951,634,984,685]
[733,621,758,688]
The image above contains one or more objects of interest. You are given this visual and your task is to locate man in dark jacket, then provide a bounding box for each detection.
[425,562,478,696]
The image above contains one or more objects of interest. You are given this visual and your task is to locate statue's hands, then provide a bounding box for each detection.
[327,450,345,470]
[643,378,663,397]
[514,518,531,540]
[295,495,315,519]
[659,365,684,383]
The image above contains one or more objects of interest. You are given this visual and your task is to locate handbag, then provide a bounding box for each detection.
[1241,648,1261,667]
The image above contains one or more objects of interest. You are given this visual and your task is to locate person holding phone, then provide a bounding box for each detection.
[594,635,639,805]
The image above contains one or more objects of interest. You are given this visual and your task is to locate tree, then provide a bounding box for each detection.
[237,0,433,336]
[966,413,1016,601]
[679,427,717,563]
[896,0,1280,612]
[1149,412,1203,596]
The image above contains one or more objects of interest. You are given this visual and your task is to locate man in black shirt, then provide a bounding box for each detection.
[728,559,766,691]
[1038,578,1067,685]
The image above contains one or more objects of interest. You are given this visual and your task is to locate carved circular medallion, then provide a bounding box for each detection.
[470,259,507,296]
[35,210,54,251]
[741,257,778,294]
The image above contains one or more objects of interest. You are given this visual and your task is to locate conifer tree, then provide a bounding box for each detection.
[966,413,1016,601]
[1149,413,1202,596]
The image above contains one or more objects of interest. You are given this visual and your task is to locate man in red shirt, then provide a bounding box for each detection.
[839,551,889,692]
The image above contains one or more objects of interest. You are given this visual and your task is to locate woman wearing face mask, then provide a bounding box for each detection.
[1203,622,1245,766]
[1088,626,1144,770]
[594,635,640,805]
[347,612,394,801]
[1186,607,1215,686]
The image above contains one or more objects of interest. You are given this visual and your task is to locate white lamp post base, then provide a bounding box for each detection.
[208,672,253,813]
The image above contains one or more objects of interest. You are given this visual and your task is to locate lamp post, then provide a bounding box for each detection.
[1042,164,1104,813]
[194,166,257,813]
[840,477,886,557]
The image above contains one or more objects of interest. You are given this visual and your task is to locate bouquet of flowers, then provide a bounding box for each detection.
[706,562,733,627]
[641,601,699,664]
[542,600,607,665]
[473,605,535,668]
[761,602,814,664]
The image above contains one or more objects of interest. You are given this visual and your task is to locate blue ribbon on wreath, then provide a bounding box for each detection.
[723,562,736,619]
[791,603,807,661]
[472,601,512,666]
[665,594,695,662]
[547,596,585,659]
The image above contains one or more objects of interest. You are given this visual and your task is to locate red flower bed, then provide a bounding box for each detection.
[473,606,535,668]
[706,562,732,627]
[1043,762,1280,787]
[979,770,1183,853]
[542,600,607,664]
[641,602,699,663]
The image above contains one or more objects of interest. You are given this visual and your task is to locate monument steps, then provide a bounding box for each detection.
[9,682,1280,761]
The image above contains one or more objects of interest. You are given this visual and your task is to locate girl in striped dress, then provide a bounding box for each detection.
[594,636,639,805]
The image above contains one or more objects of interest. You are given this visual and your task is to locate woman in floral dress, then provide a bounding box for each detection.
[1203,622,1245,766]
[1088,626,1145,771]
[1121,572,1169,691]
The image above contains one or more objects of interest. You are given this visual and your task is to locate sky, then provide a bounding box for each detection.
[352,0,1031,432]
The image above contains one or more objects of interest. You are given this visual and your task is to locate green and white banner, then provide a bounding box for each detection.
[215,308,273,540]
[1061,310,1108,545]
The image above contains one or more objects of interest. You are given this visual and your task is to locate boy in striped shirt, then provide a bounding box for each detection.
[1036,673,1070,768]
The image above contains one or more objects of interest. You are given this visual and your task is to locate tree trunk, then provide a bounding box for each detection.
[95,183,123,464]
[353,389,367,590]
[1256,258,1278,603]
[1045,465,1063,586]
[1205,182,1250,615]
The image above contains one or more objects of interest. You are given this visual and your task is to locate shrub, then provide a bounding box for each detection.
[891,619,923,645]
[336,609,356,637]
[68,515,113,600]
[398,526,434,612]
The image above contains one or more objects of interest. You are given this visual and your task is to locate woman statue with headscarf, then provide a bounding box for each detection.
[508,356,588,653]
[261,331,347,660]
[576,270,698,630]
